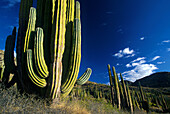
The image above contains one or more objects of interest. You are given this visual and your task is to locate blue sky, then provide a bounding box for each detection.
[0,0,170,84]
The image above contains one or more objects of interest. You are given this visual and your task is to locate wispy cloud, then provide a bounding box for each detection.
[113,47,135,58]
[140,37,144,40]
[125,57,146,68]
[102,23,107,26]
[157,61,165,64]
[123,56,158,82]
[151,56,160,61]
[106,12,112,14]
[167,48,170,52]
[131,57,146,63]
[2,0,20,8]
[126,64,131,68]
[116,63,120,66]
[122,64,158,82]
[162,40,170,43]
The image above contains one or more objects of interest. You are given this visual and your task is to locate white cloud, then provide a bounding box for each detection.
[131,57,146,63]
[114,47,135,58]
[132,60,146,66]
[151,56,160,61]
[116,63,120,66]
[122,64,158,82]
[126,57,146,68]
[162,40,170,43]
[123,48,134,54]
[126,64,131,68]
[140,37,144,40]
[157,61,165,64]
[2,0,20,8]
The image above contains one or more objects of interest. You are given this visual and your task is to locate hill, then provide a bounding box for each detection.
[132,72,170,88]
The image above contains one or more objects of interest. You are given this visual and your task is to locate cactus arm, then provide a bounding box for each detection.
[34,27,49,78]
[76,68,92,85]
[24,7,36,52]
[26,49,47,88]
[4,35,16,73]
[61,18,81,98]
[60,2,81,98]
[66,0,75,22]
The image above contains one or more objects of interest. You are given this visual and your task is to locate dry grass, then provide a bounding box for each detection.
[0,84,120,114]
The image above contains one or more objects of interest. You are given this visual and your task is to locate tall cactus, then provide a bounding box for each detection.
[112,66,121,110]
[120,73,129,109]
[126,82,133,113]
[2,0,91,101]
[107,64,115,107]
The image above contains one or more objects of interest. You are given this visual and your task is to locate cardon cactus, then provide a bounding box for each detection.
[2,0,92,101]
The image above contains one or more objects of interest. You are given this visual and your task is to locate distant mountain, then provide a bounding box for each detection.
[132,72,170,88]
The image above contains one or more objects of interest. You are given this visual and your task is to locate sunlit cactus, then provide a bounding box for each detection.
[2,0,92,101]
[107,64,115,107]
[112,66,121,110]
[76,68,92,85]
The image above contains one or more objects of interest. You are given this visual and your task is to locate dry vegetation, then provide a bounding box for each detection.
[0,83,122,114]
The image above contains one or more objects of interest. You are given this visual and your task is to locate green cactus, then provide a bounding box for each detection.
[120,73,129,109]
[139,82,145,102]
[3,0,91,101]
[112,66,121,110]
[118,78,125,109]
[76,68,92,85]
[126,82,133,113]
[160,93,168,112]
[4,27,16,73]
[107,64,115,107]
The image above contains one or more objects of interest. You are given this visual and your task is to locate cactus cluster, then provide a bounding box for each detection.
[107,65,169,113]
[1,0,92,101]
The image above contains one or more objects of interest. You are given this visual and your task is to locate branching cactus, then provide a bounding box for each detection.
[2,0,92,101]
